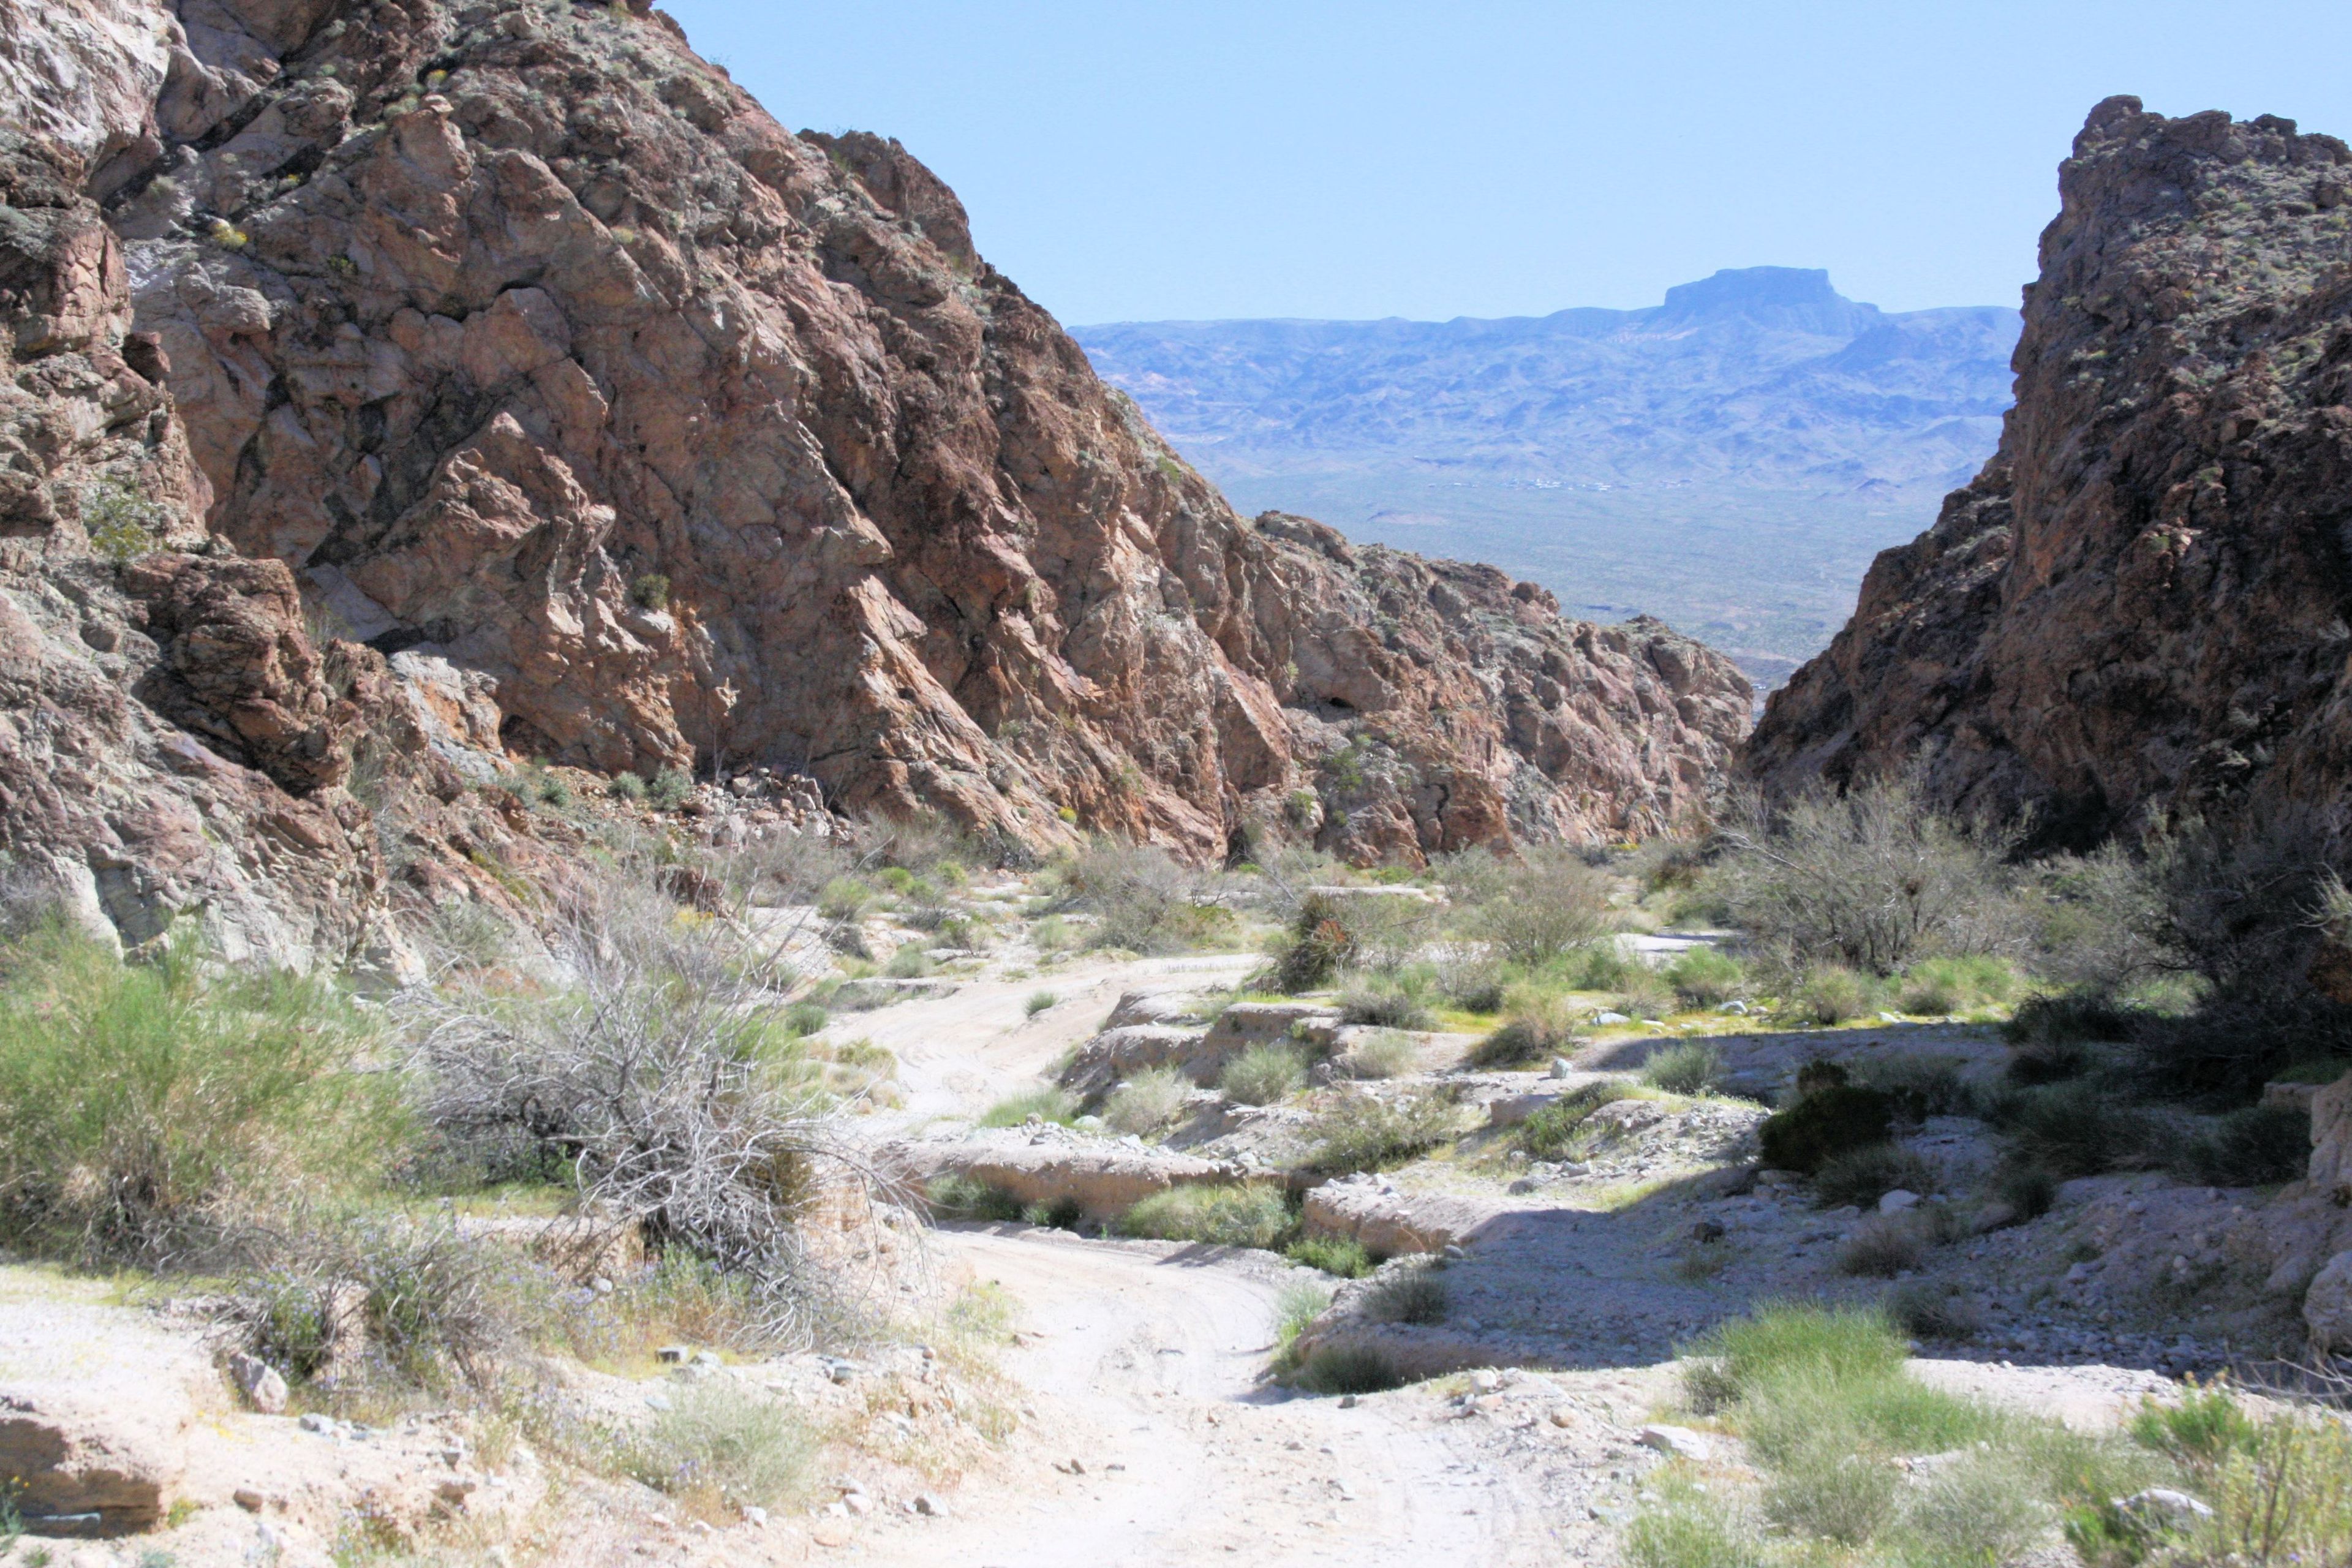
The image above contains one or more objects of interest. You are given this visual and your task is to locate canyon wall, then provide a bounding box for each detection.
[1747,99,2352,847]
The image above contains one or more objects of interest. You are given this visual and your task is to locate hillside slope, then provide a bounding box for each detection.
[1074,270,2016,684]
[1074,268,2018,494]
[1745,99,2352,846]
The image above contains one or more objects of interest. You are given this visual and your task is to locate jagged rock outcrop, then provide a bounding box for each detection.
[0,0,1749,966]
[1746,98,2352,845]
[0,2,385,967]
[80,0,1744,870]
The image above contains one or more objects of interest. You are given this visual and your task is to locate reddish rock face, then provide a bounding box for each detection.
[102,0,1745,864]
[0,0,1749,969]
[1746,99,2352,846]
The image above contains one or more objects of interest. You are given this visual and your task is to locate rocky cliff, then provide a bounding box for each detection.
[1746,99,2352,845]
[0,0,1748,959]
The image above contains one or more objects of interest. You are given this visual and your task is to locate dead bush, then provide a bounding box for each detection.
[1061,841,1221,953]
[404,872,881,1347]
[1713,774,2026,976]
[1455,847,1616,965]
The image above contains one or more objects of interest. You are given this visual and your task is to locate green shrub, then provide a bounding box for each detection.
[1887,1281,1982,1341]
[1219,1044,1308,1106]
[1813,1144,1935,1210]
[1994,1162,2058,1221]
[1115,1183,1291,1249]
[1437,959,1507,1014]
[1284,1235,1375,1277]
[1023,989,1058,1017]
[884,944,935,979]
[0,930,396,1265]
[1758,1085,1894,1174]
[1626,1476,1772,1568]
[1611,965,1679,1020]
[817,877,875,923]
[2173,1103,2309,1186]
[1847,1053,1976,1117]
[1664,947,1746,1007]
[1022,1196,1084,1231]
[1558,940,1644,991]
[2129,1386,2259,1473]
[1360,1262,1447,1324]
[1063,842,1221,953]
[630,571,671,611]
[2004,992,2133,1050]
[1642,1041,1724,1096]
[1269,1279,1330,1373]
[1993,1080,2153,1177]
[608,772,650,802]
[1300,1087,1458,1174]
[978,1087,1078,1128]
[1103,1066,1193,1136]
[782,1000,829,1037]
[1517,1082,1630,1160]
[648,766,694,810]
[1797,965,1876,1025]
[924,1173,1023,1222]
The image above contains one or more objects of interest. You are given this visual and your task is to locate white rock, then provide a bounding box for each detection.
[1594,1011,1630,1025]
[1637,1424,1714,1461]
[227,1351,288,1415]
[2117,1487,2214,1523]
[1878,1189,1922,1214]
[2304,1249,2352,1355]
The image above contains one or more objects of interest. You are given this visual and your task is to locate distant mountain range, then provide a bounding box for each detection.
[1074,268,2019,686]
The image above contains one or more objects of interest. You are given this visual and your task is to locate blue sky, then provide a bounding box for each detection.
[663,1,2352,324]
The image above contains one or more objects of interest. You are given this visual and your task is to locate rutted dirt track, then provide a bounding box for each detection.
[862,1226,1559,1568]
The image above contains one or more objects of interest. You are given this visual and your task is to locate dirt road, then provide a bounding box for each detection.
[858,1224,1575,1567]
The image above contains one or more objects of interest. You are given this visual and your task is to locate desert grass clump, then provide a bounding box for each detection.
[1847,1052,1975,1117]
[1268,1279,1331,1374]
[1219,1043,1309,1106]
[1990,1079,2154,1178]
[1642,1040,1724,1096]
[1836,1213,1929,1277]
[1360,1260,1447,1324]
[1333,1027,1418,1080]
[1300,1087,1459,1175]
[1115,1183,1291,1249]
[1649,1303,2153,1568]
[1896,954,2019,1016]
[1102,1066,1194,1136]
[619,1379,816,1518]
[1517,1082,1630,1161]
[1273,892,1359,992]
[978,1086,1078,1128]
[0,927,398,1267]
[2172,1102,2309,1186]
[1468,990,1578,1068]
[1023,989,1059,1017]
[1664,947,1747,1008]
[1295,1342,1404,1395]
[924,1173,1023,1223]
[1336,973,1436,1030]
[1812,1144,1936,1210]
[1796,965,1876,1025]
